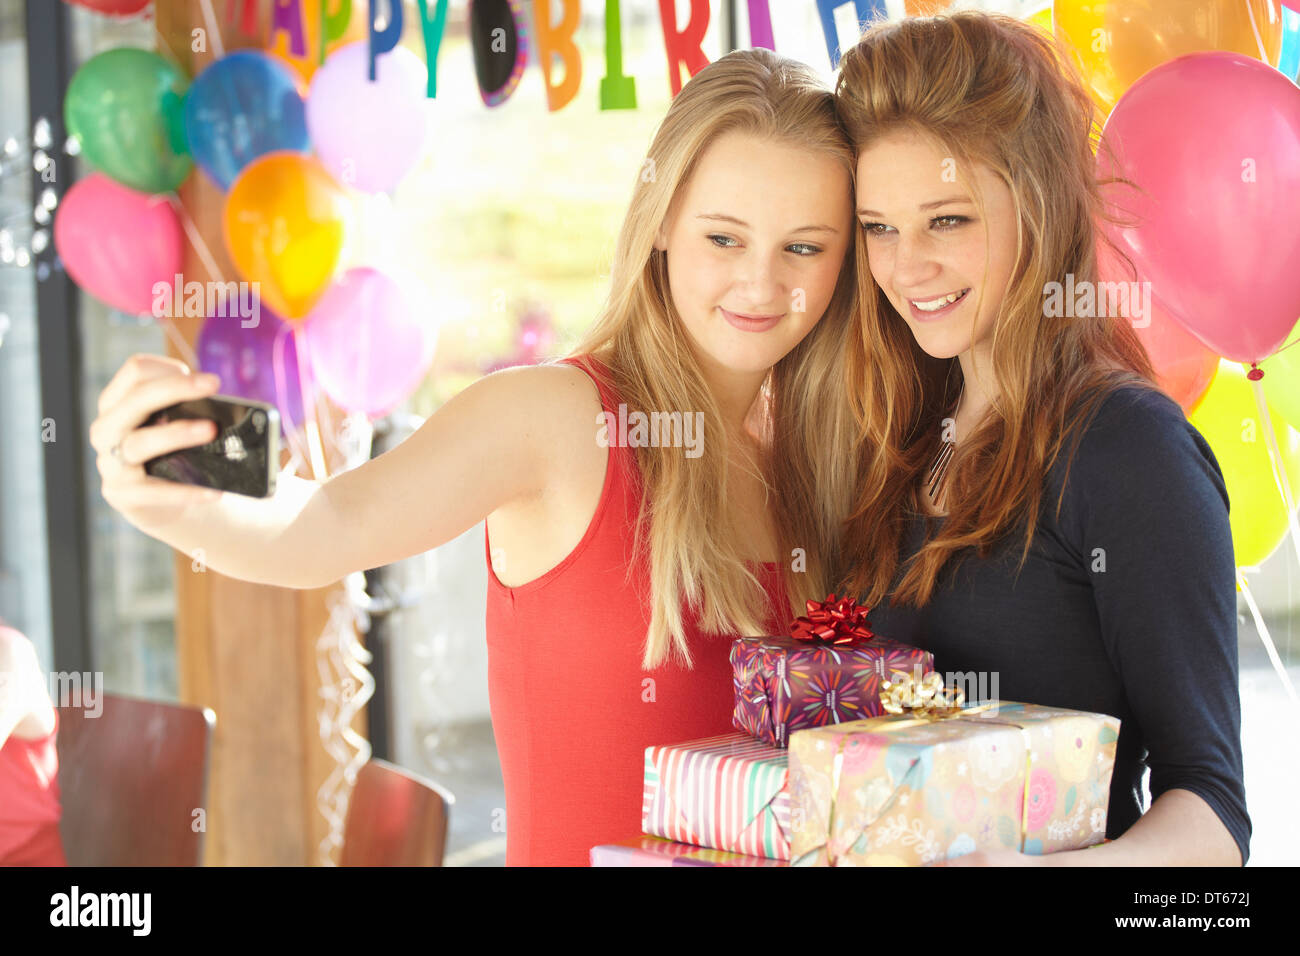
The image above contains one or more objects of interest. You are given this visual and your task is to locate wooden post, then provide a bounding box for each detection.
[155,0,367,866]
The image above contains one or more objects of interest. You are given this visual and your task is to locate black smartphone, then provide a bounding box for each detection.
[142,395,280,498]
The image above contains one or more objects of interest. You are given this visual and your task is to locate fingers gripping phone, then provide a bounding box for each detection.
[142,395,280,498]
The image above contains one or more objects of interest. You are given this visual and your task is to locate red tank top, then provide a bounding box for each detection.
[0,708,67,866]
[484,355,791,866]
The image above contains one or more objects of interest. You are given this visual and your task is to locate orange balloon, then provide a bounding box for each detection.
[1055,0,1283,116]
[267,0,369,84]
[223,152,349,320]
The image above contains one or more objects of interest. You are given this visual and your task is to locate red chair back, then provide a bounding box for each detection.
[56,692,214,866]
[340,758,453,866]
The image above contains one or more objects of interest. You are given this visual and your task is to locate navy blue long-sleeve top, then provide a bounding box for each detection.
[862,384,1252,864]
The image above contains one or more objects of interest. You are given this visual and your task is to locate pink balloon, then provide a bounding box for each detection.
[301,267,437,418]
[1097,238,1218,413]
[305,42,429,194]
[53,172,182,315]
[1097,52,1300,364]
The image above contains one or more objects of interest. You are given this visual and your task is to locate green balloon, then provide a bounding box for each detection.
[1260,318,1300,431]
[64,48,192,195]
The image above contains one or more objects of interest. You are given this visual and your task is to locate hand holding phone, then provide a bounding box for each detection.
[142,394,280,498]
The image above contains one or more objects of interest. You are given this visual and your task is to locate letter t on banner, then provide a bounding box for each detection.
[748,0,775,50]
[368,0,405,81]
[658,0,710,97]
[536,0,583,111]
[816,0,887,68]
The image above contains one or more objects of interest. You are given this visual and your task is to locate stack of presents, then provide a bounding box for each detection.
[590,595,1120,866]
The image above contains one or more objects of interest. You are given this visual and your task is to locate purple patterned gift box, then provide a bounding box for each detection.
[731,597,933,748]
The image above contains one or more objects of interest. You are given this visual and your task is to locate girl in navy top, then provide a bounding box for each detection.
[834,11,1249,865]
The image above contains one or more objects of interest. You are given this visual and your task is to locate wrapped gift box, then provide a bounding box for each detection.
[787,701,1120,866]
[591,835,788,867]
[642,733,791,860]
[731,634,934,748]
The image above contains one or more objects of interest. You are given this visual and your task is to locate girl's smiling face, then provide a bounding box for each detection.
[655,130,853,376]
[854,128,1019,365]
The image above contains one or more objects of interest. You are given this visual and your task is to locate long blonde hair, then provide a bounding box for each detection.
[836,11,1159,608]
[571,48,861,669]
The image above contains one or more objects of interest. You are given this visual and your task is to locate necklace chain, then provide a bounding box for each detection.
[926,384,964,503]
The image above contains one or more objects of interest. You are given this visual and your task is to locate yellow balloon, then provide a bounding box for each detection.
[1055,1,1283,117]
[1189,360,1300,568]
[223,153,349,320]
[1028,4,1053,37]
[267,0,369,84]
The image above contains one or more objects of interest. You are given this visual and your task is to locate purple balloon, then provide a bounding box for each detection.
[305,41,429,194]
[302,267,437,419]
[197,308,308,436]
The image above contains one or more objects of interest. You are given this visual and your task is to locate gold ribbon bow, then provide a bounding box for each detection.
[879,670,965,718]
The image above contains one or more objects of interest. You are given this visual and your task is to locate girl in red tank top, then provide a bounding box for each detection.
[480,50,864,865]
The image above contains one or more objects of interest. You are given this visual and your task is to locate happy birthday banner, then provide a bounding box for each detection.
[241,0,897,111]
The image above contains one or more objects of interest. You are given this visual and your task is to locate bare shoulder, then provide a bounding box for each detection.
[481,361,608,491]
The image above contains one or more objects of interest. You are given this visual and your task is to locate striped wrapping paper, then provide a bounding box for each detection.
[642,732,791,860]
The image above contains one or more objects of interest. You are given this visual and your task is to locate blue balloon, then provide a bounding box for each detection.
[183,50,309,191]
[1281,8,1300,84]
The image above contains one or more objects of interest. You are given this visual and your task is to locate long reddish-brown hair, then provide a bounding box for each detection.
[835,11,1160,608]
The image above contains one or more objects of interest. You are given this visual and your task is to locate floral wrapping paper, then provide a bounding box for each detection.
[731,635,935,748]
[787,701,1121,866]
[590,834,788,867]
[642,733,791,860]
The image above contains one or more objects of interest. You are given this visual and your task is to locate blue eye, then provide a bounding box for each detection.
[859,215,970,237]
[708,234,822,256]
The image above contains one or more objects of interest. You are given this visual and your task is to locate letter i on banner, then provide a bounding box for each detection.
[815,0,887,68]
[368,0,404,80]
[536,0,582,112]
[601,0,637,109]
[414,0,450,97]
[658,0,710,97]
[272,0,308,57]
[470,0,529,107]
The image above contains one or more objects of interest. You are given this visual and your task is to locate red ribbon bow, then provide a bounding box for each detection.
[789,593,875,646]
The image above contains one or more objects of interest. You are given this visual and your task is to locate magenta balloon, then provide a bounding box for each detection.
[301,267,437,417]
[197,308,308,435]
[1097,52,1300,364]
[305,42,429,194]
[53,173,182,315]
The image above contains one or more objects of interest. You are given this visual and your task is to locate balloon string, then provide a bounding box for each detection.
[273,321,313,476]
[167,194,228,288]
[151,15,188,73]
[1247,373,1300,573]
[197,0,226,60]
[292,325,330,481]
[1244,0,1268,63]
[1236,570,1300,708]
